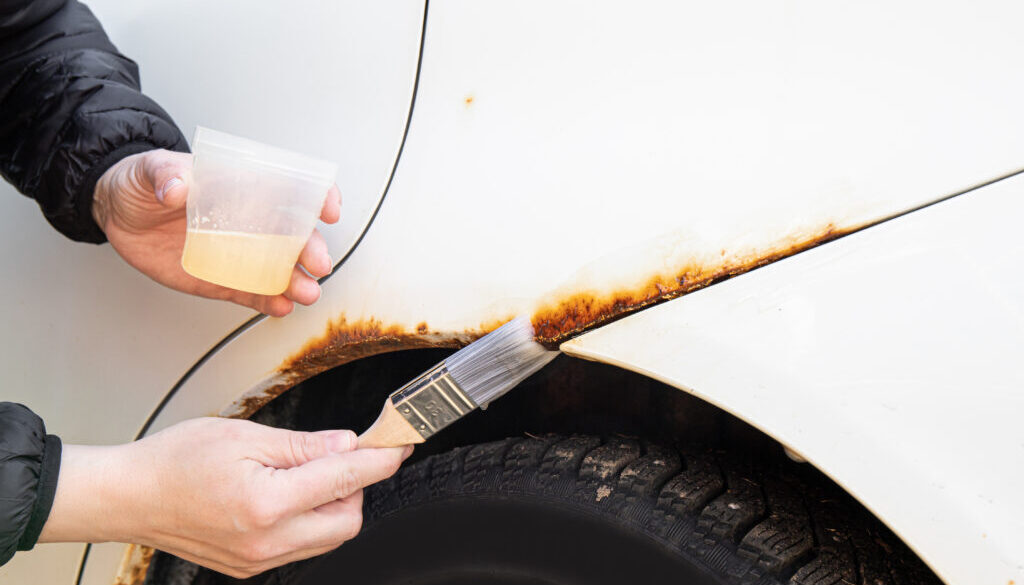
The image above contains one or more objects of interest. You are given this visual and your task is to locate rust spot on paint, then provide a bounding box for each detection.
[227,317,483,419]
[112,544,153,585]
[226,222,853,418]
[531,223,852,345]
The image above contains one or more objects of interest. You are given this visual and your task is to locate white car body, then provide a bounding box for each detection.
[1,2,1022,584]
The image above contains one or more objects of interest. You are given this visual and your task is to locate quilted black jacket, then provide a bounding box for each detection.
[1,0,188,566]
[0,0,188,243]
[0,403,60,567]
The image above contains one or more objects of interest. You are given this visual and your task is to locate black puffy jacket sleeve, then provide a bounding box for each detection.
[0,0,189,243]
[0,403,61,566]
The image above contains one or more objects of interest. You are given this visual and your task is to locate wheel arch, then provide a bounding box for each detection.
[139,345,941,585]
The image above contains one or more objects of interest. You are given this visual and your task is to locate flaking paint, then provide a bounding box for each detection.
[531,223,852,345]
[225,318,480,419]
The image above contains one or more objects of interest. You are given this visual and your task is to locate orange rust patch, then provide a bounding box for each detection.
[112,544,153,585]
[531,223,851,345]
[228,317,476,419]
[280,317,462,377]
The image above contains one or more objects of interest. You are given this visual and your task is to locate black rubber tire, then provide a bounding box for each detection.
[285,434,940,585]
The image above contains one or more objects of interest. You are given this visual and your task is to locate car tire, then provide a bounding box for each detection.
[281,434,940,585]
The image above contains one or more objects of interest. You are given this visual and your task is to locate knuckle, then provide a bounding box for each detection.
[334,469,358,499]
[237,538,275,565]
[217,419,248,441]
[144,153,175,178]
[140,149,162,167]
[334,430,356,452]
[303,432,323,458]
[289,432,320,464]
[245,496,281,529]
[342,509,364,541]
[225,567,254,580]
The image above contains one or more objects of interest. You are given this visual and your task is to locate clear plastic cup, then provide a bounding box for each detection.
[181,127,338,295]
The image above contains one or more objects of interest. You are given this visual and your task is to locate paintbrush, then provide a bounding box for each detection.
[359,317,558,448]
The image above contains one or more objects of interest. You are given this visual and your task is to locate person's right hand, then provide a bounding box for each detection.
[39,418,411,578]
[93,149,342,317]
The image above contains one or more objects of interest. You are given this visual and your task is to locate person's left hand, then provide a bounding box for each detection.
[92,149,341,317]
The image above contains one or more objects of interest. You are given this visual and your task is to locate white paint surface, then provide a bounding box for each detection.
[154,0,1024,433]
[563,175,1024,585]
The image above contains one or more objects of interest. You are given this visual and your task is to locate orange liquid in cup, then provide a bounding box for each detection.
[181,229,306,295]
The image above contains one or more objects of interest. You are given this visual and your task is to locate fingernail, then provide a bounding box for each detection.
[156,177,183,203]
[327,430,356,453]
[402,445,414,460]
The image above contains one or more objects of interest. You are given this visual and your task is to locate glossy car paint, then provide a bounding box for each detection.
[564,174,1024,585]
[1,1,1022,584]
[146,0,1024,432]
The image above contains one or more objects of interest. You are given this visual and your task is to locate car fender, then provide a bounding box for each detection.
[563,174,1024,585]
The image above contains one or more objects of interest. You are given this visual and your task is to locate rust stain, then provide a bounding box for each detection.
[228,317,483,419]
[530,223,851,346]
[112,544,153,585]
[226,222,852,419]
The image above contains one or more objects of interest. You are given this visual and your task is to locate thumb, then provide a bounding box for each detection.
[141,149,192,209]
[253,427,358,469]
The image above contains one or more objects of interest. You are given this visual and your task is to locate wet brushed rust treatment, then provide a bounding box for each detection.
[227,317,487,419]
[531,223,854,345]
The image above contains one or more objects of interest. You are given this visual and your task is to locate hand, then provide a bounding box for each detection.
[39,418,411,578]
[92,149,342,317]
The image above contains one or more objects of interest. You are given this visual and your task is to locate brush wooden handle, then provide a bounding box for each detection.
[358,400,426,448]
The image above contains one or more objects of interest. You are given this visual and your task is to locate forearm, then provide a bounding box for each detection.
[37,444,139,545]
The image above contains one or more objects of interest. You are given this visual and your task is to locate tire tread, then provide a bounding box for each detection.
[366,435,941,585]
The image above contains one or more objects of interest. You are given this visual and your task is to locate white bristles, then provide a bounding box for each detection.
[445,317,558,407]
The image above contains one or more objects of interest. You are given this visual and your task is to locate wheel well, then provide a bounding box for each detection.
[145,349,941,585]
[251,348,789,467]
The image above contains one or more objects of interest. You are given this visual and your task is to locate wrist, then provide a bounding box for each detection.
[87,143,162,238]
[38,443,140,544]
[91,168,115,235]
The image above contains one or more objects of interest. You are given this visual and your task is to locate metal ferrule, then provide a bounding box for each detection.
[390,362,477,440]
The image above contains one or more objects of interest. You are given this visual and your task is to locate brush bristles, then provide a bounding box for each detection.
[445,317,558,407]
